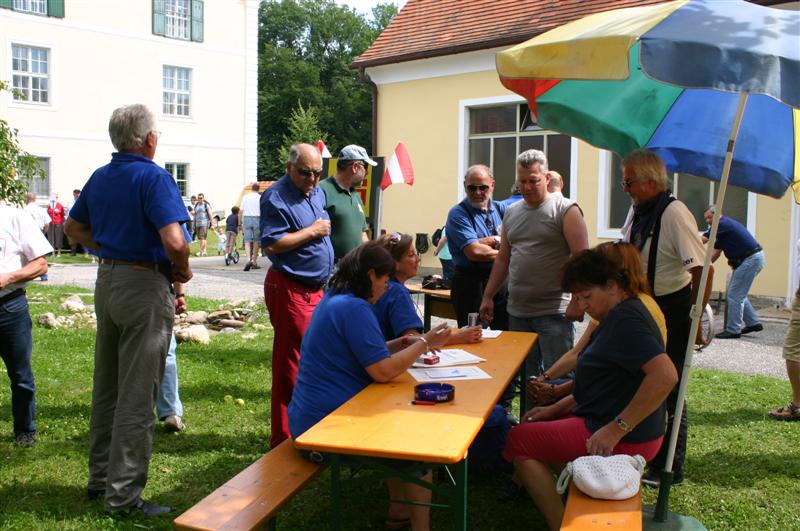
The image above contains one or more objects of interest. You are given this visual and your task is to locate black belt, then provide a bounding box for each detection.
[0,289,25,306]
[728,246,762,269]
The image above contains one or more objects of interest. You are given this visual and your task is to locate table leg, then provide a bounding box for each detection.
[453,458,468,531]
[423,294,432,331]
[519,354,530,416]
[331,454,342,530]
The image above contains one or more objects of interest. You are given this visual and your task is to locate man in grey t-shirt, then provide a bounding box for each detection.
[480,149,588,375]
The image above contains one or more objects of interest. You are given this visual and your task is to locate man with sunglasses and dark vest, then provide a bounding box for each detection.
[445,164,508,330]
[260,143,334,448]
[620,148,712,488]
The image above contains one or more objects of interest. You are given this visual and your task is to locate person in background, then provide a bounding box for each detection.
[546,171,564,198]
[0,200,53,446]
[46,192,66,257]
[157,280,188,432]
[433,227,454,282]
[497,183,523,209]
[374,232,481,345]
[188,195,197,242]
[769,240,800,421]
[240,183,262,271]
[319,144,374,261]
[702,206,764,339]
[225,206,240,259]
[289,241,451,531]
[193,193,213,256]
[504,248,677,530]
[260,143,334,448]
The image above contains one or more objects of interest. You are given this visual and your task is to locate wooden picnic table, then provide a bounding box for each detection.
[294,331,537,530]
[406,282,456,331]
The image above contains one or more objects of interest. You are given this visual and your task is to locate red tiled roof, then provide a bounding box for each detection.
[353,0,788,69]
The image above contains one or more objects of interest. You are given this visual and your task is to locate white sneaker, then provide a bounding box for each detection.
[163,415,185,432]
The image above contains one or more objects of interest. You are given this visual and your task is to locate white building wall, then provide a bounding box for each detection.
[0,0,258,214]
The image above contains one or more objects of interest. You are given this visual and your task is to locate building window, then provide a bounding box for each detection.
[467,103,573,201]
[1,0,63,16]
[152,0,204,42]
[165,162,188,196]
[162,65,191,117]
[11,44,49,104]
[604,152,750,232]
[12,0,45,14]
[26,157,50,198]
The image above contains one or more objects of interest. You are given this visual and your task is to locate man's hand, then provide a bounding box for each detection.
[308,218,331,239]
[479,297,494,325]
[172,264,192,284]
[0,273,13,290]
[175,296,187,314]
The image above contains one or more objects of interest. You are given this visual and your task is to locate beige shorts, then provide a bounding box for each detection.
[783,296,800,361]
[196,226,209,240]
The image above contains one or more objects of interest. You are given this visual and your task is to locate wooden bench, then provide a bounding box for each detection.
[174,440,324,531]
[560,483,642,530]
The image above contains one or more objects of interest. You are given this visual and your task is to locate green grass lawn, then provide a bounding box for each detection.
[0,284,798,530]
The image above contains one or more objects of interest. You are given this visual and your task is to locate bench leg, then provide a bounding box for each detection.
[423,294,432,331]
[330,454,342,531]
[453,458,468,531]
[267,517,277,531]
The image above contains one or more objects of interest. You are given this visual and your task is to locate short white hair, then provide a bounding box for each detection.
[517,149,548,172]
[108,104,154,152]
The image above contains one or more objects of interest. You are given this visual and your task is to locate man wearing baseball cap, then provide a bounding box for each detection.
[319,144,376,260]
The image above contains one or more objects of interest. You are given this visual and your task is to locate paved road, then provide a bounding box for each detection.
[47,257,790,381]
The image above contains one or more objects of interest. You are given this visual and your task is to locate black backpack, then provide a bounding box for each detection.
[415,233,430,254]
[431,226,444,246]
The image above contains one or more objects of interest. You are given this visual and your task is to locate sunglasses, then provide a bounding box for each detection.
[621,178,639,187]
[296,167,323,178]
[466,184,490,192]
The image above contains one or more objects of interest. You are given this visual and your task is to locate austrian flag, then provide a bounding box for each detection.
[380,142,414,190]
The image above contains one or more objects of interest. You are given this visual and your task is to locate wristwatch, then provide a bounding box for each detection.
[616,417,634,433]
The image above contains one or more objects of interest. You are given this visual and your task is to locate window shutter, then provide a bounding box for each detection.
[190,0,203,42]
[152,0,166,36]
[0,0,13,10]
[46,0,64,17]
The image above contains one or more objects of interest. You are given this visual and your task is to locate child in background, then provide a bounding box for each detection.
[225,206,240,257]
[216,226,228,255]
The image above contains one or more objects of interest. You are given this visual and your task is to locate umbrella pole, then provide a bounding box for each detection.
[653,93,749,523]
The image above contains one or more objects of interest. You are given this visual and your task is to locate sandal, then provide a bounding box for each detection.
[385,517,410,530]
[768,402,800,421]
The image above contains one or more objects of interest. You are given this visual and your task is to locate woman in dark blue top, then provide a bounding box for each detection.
[502,248,678,530]
[372,232,482,344]
[289,241,451,531]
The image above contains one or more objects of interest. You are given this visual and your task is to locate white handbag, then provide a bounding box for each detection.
[556,454,646,500]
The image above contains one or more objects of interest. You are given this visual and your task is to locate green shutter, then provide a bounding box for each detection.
[152,0,166,36]
[190,0,203,42]
[0,0,13,10]
[46,0,64,17]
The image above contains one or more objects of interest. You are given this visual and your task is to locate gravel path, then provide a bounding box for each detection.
[46,258,791,380]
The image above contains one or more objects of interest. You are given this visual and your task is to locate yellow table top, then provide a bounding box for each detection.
[294,331,537,464]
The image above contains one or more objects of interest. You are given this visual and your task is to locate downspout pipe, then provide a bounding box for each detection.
[359,66,382,237]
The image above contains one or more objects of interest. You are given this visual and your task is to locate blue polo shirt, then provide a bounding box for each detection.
[260,175,334,285]
[372,278,424,340]
[445,199,505,269]
[496,194,523,209]
[703,216,760,260]
[68,152,189,263]
[288,291,390,438]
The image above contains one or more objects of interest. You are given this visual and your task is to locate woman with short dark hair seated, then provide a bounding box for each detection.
[503,247,678,530]
[289,241,451,531]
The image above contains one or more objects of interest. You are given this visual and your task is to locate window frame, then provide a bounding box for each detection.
[10,41,52,106]
[458,95,578,204]
[165,162,189,198]
[12,0,46,15]
[161,64,192,119]
[597,149,757,239]
[25,155,52,199]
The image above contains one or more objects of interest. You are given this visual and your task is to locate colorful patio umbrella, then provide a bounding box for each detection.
[496,0,799,526]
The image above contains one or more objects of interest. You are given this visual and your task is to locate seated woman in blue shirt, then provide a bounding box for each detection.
[289,241,451,531]
[373,232,482,344]
[502,248,678,530]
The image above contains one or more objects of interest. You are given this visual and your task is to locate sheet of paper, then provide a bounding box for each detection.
[411,349,485,368]
[407,365,493,382]
[481,329,502,338]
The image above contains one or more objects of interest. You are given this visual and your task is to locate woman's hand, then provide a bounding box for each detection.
[423,323,451,351]
[527,380,556,406]
[452,326,482,344]
[522,405,554,423]
[585,423,625,457]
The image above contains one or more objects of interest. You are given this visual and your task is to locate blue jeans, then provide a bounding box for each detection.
[439,259,454,281]
[509,313,574,376]
[156,334,183,419]
[725,251,764,333]
[0,293,35,435]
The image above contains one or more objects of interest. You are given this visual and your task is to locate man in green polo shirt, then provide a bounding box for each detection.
[319,144,375,259]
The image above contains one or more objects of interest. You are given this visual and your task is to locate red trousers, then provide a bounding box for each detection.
[264,268,324,448]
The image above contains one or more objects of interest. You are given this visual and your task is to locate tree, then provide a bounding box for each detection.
[276,102,327,166]
[258,0,398,179]
[0,81,43,206]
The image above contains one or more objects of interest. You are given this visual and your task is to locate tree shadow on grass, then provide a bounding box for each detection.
[691,407,773,427]
[179,382,268,403]
[688,449,800,488]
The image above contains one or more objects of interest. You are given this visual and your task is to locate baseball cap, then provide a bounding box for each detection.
[338,144,377,166]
